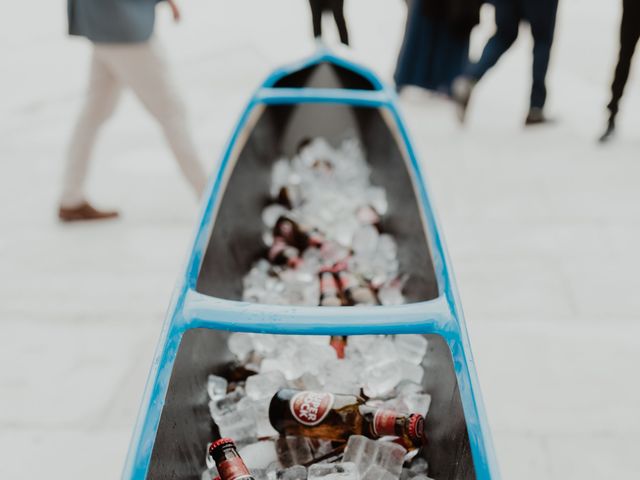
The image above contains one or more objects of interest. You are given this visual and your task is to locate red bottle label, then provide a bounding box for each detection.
[290,391,335,426]
[218,457,252,480]
[373,409,398,437]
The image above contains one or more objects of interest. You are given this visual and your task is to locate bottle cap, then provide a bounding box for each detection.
[209,437,235,454]
[408,414,425,444]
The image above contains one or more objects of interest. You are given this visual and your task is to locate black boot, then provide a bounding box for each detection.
[598,117,616,143]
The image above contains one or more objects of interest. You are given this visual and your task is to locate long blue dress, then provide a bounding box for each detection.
[394,0,472,96]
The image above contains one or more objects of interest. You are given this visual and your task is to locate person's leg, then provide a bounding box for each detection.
[608,0,640,122]
[465,0,521,80]
[309,0,323,38]
[525,0,559,111]
[60,48,122,210]
[600,0,640,141]
[99,40,207,197]
[453,0,520,122]
[330,0,349,45]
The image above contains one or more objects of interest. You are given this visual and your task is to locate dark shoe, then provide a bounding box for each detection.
[598,119,616,143]
[58,202,119,222]
[525,107,552,126]
[452,76,476,123]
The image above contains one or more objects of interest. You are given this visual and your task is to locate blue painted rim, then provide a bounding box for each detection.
[122,49,500,480]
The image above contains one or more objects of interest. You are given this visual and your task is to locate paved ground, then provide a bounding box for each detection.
[1,1,639,478]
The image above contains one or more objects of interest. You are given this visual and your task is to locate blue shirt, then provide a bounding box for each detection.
[68,0,165,44]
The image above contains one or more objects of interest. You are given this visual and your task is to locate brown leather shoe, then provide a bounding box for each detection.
[58,202,119,222]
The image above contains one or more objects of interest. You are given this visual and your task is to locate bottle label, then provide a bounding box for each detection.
[320,272,338,293]
[372,409,398,437]
[218,457,253,480]
[289,391,335,426]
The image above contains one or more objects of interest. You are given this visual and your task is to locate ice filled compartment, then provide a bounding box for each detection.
[197,104,438,304]
[147,331,475,480]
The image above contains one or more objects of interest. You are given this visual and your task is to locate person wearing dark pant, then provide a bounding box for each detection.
[600,0,640,142]
[308,0,349,45]
[452,0,559,125]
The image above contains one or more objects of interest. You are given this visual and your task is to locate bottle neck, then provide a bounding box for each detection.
[212,445,253,480]
[363,408,425,447]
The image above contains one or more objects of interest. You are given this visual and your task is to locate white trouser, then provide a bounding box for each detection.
[60,39,206,207]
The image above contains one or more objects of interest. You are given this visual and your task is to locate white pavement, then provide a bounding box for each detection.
[1,1,639,479]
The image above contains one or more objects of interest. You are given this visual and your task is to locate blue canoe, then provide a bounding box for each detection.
[122,50,500,480]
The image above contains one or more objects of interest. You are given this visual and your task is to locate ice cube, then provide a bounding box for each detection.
[408,458,429,476]
[394,336,428,365]
[374,442,406,477]
[209,388,246,419]
[214,405,257,444]
[363,361,403,397]
[343,435,378,475]
[362,465,396,480]
[207,374,228,400]
[377,283,405,306]
[254,399,280,437]
[292,371,323,391]
[229,333,254,362]
[276,436,313,468]
[352,225,379,256]
[322,358,362,396]
[277,465,308,480]
[403,393,431,416]
[307,462,359,480]
[398,361,424,385]
[238,440,279,470]
[251,334,279,355]
[246,371,287,400]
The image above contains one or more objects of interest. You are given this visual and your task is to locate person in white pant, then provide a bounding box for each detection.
[60,0,206,221]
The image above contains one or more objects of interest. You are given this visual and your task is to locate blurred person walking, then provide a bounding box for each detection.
[599,0,640,143]
[59,0,206,222]
[452,0,559,125]
[394,0,482,96]
[308,0,349,46]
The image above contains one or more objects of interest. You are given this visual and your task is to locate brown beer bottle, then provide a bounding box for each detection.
[268,237,301,267]
[209,438,255,480]
[274,217,323,251]
[336,271,377,306]
[268,389,425,449]
[319,271,343,307]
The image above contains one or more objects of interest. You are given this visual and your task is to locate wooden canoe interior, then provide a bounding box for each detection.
[147,331,476,480]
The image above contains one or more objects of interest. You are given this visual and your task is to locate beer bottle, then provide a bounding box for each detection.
[329,336,347,359]
[209,438,255,480]
[336,271,377,306]
[319,271,343,307]
[274,217,323,251]
[268,237,301,268]
[268,389,425,449]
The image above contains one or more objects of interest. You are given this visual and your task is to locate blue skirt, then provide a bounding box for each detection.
[394,0,470,95]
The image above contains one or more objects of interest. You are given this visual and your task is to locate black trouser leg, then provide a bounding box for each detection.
[309,0,323,38]
[525,0,559,109]
[608,0,640,120]
[330,0,349,45]
[466,0,520,80]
